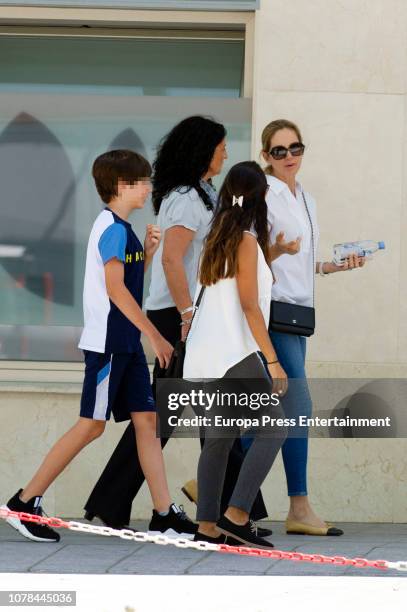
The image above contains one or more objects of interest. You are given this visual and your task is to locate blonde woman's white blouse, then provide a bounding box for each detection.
[266,175,319,308]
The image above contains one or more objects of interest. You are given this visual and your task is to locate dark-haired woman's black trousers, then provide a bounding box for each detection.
[83,307,268,527]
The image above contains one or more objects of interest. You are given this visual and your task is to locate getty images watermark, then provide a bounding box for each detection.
[165,388,391,430]
[156,378,406,439]
[167,388,281,430]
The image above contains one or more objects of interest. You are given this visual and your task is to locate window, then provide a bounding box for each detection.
[0,32,252,361]
[0,1,259,9]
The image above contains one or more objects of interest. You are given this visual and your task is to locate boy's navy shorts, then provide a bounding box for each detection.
[80,344,156,422]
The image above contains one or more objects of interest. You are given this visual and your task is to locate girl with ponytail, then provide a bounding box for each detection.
[183,161,289,548]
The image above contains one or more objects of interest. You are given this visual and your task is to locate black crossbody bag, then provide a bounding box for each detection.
[164,286,206,378]
[269,191,316,337]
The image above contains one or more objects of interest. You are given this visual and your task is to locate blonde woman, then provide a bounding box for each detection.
[261,119,365,536]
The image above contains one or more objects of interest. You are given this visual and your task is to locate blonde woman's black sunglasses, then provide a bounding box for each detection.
[268,142,305,161]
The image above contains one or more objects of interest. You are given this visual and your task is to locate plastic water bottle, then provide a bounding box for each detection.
[333,240,385,265]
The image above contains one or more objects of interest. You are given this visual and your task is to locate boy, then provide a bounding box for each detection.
[2,150,197,542]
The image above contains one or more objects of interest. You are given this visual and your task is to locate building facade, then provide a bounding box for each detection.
[0,0,406,522]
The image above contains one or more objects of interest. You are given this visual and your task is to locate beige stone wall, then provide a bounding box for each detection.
[1,386,406,522]
[249,0,407,522]
[0,387,202,521]
[252,0,407,375]
[1,1,406,522]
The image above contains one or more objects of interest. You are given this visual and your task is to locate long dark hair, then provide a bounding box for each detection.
[199,161,271,286]
[152,116,226,215]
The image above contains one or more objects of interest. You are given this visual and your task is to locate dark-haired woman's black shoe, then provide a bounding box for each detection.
[250,520,272,537]
[84,511,128,530]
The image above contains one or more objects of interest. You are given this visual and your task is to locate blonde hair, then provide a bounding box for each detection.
[261,119,303,175]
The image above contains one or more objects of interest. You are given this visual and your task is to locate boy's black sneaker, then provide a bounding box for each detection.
[1,489,60,543]
[148,503,197,540]
[217,515,274,550]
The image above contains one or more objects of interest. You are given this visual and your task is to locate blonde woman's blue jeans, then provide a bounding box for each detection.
[268,330,312,496]
[241,332,312,496]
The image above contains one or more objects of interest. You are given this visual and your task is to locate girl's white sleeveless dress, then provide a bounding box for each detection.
[183,232,273,380]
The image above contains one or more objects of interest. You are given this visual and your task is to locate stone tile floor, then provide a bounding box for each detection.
[1,519,406,577]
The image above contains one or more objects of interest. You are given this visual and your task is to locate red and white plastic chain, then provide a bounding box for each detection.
[1,508,406,572]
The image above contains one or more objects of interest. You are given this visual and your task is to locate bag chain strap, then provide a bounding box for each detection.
[301,191,315,309]
[184,286,205,343]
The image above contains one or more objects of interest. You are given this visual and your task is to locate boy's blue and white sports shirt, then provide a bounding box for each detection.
[78,208,144,354]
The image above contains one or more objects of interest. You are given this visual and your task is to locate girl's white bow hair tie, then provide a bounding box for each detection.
[232,195,244,207]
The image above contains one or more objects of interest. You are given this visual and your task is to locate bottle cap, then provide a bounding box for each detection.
[378,241,385,249]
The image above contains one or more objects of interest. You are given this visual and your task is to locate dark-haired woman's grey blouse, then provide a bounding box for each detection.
[145,181,217,311]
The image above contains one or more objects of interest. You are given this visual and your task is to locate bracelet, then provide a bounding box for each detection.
[180,318,193,326]
[267,359,279,365]
[179,305,194,316]
[319,262,327,277]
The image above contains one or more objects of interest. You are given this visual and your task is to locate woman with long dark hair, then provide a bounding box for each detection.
[83,117,268,533]
[146,115,226,346]
[184,161,288,548]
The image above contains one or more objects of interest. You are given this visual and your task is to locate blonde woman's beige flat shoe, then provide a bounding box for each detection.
[285,520,343,536]
[181,479,198,504]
